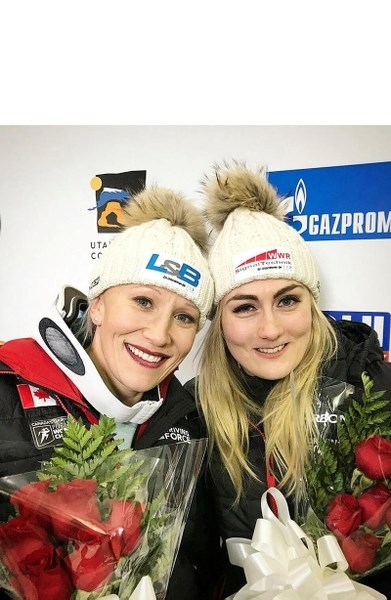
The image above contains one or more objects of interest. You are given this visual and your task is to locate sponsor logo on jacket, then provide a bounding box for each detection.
[315,411,344,425]
[30,416,68,449]
[159,427,191,443]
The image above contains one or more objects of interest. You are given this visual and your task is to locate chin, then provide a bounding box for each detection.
[251,364,293,381]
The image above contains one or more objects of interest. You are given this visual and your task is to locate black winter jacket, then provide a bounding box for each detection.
[0,338,218,600]
[186,319,391,598]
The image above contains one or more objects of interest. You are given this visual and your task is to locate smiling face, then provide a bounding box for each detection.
[88,284,200,406]
[220,278,313,380]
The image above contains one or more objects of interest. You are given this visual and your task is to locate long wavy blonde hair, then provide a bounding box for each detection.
[197,296,337,502]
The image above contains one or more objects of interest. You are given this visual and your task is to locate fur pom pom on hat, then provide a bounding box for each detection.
[203,162,320,303]
[88,186,214,329]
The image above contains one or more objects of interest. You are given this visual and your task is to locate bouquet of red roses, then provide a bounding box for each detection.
[0,415,207,600]
[303,372,391,579]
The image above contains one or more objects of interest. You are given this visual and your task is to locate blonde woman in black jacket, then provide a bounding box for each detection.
[187,162,391,598]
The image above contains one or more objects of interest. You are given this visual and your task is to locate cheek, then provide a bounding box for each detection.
[175,329,197,359]
[290,312,312,340]
[102,308,135,334]
[287,313,313,367]
[221,315,248,347]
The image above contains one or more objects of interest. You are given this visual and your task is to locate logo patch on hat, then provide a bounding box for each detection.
[89,276,100,291]
[234,247,293,282]
[17,384,59,409]
[144,252,201,297]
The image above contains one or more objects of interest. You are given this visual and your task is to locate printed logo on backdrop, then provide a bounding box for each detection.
[325,310,390,362]
[88,170,146,260]
[268,161,391,241]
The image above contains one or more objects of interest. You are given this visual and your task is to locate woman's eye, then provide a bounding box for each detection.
[278,295,299,307]
[232,303,254,314]
[176,313,197,325]
[134,296,152,308]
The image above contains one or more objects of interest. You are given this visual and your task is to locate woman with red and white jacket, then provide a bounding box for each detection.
[0,185,218,600]
[187,162,391,599]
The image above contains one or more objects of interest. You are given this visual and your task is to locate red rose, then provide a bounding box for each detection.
[4,480,145,596]
[357,483,391,529]
[65,538,116,592]
[13,478,105,543]
[0,516,73,600]
[0,515,51,571]
[11,479,53,529]
[341,529,382,573]
[17,544,74,600]
[355,435,391,480]
[325,494,361,536]
[47,479,103,542]
[63,498,143,591]
[105,499,143,558]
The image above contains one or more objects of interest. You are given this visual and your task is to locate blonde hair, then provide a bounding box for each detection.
[198,297,337,502]
[72,305,95,348]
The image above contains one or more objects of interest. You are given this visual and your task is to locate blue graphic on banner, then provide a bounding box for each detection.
[325,310,390,358]
[268,161,391,241]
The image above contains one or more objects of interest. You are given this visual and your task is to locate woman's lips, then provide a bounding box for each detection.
[256,343,286,356]
[125,343,168,367]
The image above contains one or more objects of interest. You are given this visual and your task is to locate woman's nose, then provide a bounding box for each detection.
[143,315,172,347]
[256,311,283,340]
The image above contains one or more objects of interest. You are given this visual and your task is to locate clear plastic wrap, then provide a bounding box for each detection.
[0,415,207,600]
[300,373,391,581]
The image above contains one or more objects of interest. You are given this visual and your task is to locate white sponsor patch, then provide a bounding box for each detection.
[233,247,293,282]
[143,252,201,297]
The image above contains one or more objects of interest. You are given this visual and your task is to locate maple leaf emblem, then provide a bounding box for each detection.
[33,388,50,401]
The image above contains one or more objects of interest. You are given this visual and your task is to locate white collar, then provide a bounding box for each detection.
[33,303,164,424]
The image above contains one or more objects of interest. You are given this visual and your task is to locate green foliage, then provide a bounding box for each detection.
[34,414,177,598]
[37,414,147,501]
[305,372,391,519]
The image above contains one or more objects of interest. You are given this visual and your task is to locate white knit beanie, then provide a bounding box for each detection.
[88,187,214,329]
[203,163,320,304]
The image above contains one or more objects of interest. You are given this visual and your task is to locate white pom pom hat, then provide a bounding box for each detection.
[203,163,320,304]
[88,187,214,329]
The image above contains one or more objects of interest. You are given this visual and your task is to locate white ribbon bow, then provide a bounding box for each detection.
[225,488,386,600]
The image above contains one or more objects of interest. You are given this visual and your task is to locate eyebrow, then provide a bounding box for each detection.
[226,284,304,304]
[183,302,200,312]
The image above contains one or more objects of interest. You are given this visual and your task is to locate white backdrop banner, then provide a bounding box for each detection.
[0,126,390,381]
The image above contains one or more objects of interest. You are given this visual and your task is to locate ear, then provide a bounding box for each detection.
[89,296,104,326]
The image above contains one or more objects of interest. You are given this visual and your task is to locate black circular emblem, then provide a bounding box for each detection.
[38,318,86,376]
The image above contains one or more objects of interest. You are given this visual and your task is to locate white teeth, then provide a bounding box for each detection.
[126,344,163,363]
[257,344,285,354]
